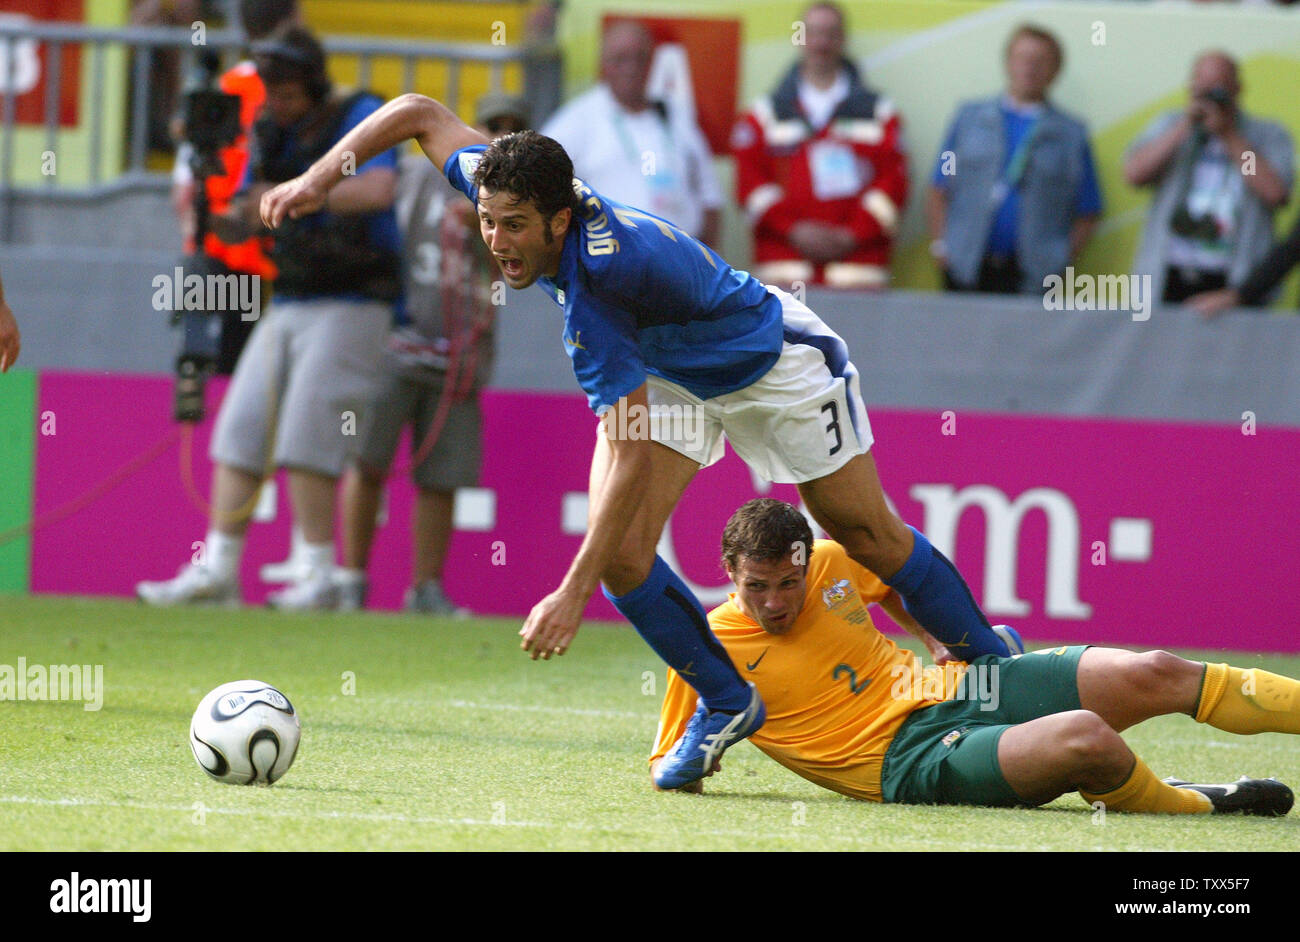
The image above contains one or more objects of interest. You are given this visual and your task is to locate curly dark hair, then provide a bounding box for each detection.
[472,130,584,224]
[721,499,814,573]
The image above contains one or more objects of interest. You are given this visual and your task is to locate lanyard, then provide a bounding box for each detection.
[610,102,675,172]
[990,114,1044,206]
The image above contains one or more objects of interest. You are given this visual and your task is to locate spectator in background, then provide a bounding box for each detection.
[927,24,1101,295]
[136,26,400,611]
[733,1,907,290]
[0,266,19,372]
[1187,213,1300,318]
[171,0,299,374]
[1124,51,1293,304]
[335,93,529,615]
[542,19,722,247]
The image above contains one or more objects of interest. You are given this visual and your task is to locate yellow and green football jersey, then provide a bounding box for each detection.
[651,540,968,801]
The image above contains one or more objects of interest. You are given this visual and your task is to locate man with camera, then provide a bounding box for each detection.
[137,25,401,610]
[1124,51,1293,305]
[169,1,299,376]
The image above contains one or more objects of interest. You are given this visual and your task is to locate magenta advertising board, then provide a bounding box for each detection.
[29,373,1299,652]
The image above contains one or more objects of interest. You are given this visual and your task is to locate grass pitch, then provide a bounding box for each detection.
[2,595,1298,852]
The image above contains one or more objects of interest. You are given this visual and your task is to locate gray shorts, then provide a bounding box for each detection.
[355,365,483,491]
[210,298,391,478]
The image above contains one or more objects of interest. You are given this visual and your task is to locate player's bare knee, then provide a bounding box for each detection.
[1137,649,1196,681]
[1058,710,1129,776]
[1135,649,1201,711]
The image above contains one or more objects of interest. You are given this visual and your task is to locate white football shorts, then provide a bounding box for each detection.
[643,286,872,484]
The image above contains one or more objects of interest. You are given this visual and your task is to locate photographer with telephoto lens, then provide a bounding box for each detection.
[1124,50,1293,305]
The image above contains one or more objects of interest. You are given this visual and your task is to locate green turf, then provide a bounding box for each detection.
[1,595,1297,851]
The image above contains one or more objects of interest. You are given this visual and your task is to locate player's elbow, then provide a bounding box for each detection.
[392,93,450,139]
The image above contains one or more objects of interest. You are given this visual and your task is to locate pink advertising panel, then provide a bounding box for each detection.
[30,374,1299,652]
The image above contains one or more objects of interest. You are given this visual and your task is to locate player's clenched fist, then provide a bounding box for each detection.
[260,175,328,229]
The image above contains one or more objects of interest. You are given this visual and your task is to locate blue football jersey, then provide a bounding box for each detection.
[444,145,784,414]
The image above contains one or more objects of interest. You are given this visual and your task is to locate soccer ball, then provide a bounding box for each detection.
[189,680,301,785]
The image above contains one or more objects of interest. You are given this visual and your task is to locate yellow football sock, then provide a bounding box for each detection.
[1196,663,1300,735]
[1079,757,1211,814]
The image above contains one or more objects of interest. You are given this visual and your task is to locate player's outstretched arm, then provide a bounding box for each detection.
[260,94,488,228]
[519,385,654,660]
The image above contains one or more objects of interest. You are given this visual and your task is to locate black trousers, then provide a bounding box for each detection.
[1163,266,1228,303]
[944,254,1023,294]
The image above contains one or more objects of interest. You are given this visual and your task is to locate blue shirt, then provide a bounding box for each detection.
[445,145,784,414]
[932,100,1102,259]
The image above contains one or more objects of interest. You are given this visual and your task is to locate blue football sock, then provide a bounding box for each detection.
[884,526,1010,659]
[604,556,750,712]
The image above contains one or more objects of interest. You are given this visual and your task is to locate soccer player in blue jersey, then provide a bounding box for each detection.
[261,93,1022,789]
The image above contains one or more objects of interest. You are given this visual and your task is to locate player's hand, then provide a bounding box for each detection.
[260,174,328,229]
[0,299,19,372]
[922,634,955,665]
[519,586,588,660]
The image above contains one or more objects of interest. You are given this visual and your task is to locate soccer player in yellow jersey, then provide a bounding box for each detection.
[651,498,1298,815]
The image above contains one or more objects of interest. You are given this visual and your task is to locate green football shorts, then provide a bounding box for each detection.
[880,645,1089,807]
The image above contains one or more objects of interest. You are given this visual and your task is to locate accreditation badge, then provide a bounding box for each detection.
[808,139,863,201]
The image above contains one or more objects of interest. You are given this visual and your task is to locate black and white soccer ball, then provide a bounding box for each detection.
[189,680,301,785]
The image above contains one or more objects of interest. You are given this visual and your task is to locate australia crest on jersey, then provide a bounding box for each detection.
[821,577,868,625]
[821,578,852,610]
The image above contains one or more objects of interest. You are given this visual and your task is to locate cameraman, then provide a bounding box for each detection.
[138,25,401,610]
[1124,50,1293,305]
[170,0,299,373]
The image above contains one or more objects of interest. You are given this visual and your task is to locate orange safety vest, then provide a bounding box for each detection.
[191,61,276,281]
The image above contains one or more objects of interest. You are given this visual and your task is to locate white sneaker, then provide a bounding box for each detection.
[136,563,240,607]
[266,567,340,611]
[259,554,309,585]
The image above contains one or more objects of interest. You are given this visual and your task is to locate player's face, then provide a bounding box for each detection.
[728,555,807,635]
[477,189,568,289]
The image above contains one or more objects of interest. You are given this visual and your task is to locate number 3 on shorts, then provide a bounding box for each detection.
[821,400,842,456]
